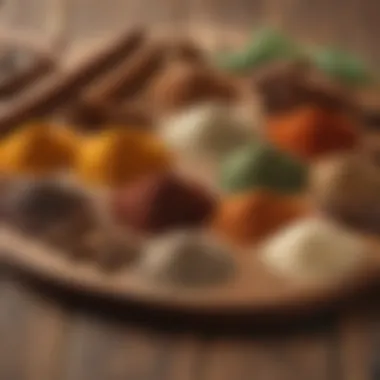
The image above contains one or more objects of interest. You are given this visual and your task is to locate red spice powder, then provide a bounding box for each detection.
[111,173,217,234]
[266,106,359,161]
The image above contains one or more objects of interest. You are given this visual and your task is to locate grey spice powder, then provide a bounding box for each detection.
[138,231,237,288]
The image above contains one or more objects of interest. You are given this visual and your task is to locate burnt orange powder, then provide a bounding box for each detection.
[266,106,359,161]
[211,191,309,248]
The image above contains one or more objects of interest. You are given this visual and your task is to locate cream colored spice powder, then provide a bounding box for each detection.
[260,218,366,283]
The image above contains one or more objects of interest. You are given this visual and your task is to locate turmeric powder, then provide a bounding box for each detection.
[211,190,309,248]
[266,106,358,161]
[0,123,78,177]
[75,127,171,188]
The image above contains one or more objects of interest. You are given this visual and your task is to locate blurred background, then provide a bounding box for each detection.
[3,0,380,63]
[0,1,378,380]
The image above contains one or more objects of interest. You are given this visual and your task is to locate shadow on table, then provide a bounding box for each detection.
[1,262,380,337]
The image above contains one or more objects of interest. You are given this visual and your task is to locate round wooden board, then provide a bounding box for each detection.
[2,225,380,316]
[1,26,380,319]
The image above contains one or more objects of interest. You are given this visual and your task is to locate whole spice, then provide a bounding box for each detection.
[0,47,56,98]
[212,191,308,247]
[76,128,171,188]
[111,173,217,234]
[0,28,145,136]
[68,100,152,131]
[82,41,167,105]
[266,106,359,161]
[149,62,237,115]
[219,142,308,195]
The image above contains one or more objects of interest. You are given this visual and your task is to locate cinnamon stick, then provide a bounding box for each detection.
[68,100,152,131]
[0,27,145,136]
[82,41,167,105]
[0,52,56,98]
[164,39,205,64]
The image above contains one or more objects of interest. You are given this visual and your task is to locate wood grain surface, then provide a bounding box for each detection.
[1,264,379,380]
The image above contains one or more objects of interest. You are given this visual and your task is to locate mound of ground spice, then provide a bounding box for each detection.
[76,128,171,188]
[138,230,236,287]
[211,191,308,248]
[160,101,254,162]
[0,123,78,177]
[219,142,308,195]
[266,106,359,161]
[312,153,380,234]
[261,218,365,283]
[111,173,217,234]
[5,179,95,236]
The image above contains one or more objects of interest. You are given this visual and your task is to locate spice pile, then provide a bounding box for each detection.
[0,27,379,290]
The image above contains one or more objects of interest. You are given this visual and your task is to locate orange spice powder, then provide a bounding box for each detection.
[266,106,359,161]
[211,190,310,249]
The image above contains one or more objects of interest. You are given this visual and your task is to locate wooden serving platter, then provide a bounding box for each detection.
[1,225,380,315]
[1,3,380,318]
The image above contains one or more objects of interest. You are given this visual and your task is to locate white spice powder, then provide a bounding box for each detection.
[260,218,366,283]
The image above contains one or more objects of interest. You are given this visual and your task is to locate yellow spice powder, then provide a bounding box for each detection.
[75,127,172,188]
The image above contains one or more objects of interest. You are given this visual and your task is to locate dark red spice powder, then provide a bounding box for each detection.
[111,173,217,234]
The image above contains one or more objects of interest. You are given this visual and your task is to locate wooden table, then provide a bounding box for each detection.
[0,262,378,380]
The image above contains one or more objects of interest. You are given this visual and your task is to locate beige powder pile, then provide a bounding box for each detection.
[260,218,366,283]
[160,102,254,163]
[137,230,236,287]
